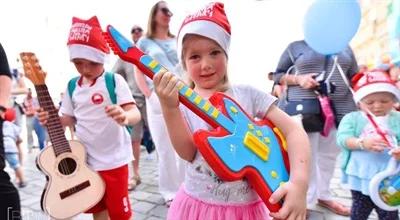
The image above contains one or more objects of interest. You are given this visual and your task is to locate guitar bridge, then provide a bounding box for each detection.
[243,132,270,161]
[59,180,91,199]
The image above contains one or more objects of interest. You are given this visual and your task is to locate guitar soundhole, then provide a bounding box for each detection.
[58,158,77,175]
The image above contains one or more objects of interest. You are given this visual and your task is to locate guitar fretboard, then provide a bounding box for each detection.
[35,85,71,156]
[140,56,236,133]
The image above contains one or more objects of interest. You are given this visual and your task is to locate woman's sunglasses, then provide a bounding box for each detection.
[159,7,173,17]
[131,28,143,34]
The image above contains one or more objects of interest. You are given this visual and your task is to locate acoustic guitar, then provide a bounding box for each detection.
[20,52,105,219]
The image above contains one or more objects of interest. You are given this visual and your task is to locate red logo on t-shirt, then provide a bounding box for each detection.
[91,93,104,105]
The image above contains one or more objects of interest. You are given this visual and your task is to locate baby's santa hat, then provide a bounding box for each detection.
[4,108,16,122]
[352,69,400,102]
[177,2,231,61]
[67,16,109,64]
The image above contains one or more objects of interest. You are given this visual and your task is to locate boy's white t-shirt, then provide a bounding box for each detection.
[60,73,135,171]
[181,84,277,204]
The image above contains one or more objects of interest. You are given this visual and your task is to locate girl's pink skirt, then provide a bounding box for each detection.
[167,187,270,220]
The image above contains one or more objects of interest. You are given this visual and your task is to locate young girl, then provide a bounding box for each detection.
[152,3,310,220]
[337,70,400,219]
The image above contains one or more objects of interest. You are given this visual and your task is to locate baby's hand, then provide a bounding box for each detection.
[105,105,128,125]
[362,137,387,152]
[391,148,400,160]
[37,108,49,125]
[269,180,307,220]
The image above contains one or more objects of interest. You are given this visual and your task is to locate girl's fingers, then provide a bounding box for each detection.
[269,184,287,204]
[165,76,178,95]
[153,71,164,86]
[159,72,172,89]
[269,204,290,220]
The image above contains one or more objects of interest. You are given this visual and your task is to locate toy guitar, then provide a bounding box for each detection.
[369,157,400,211]
[367,112,400,211]
[103,25,290,212]
[20,52,105,219]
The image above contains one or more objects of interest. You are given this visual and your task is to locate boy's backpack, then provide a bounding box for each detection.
[67,72,132,134]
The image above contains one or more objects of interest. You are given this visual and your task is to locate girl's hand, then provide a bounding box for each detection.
[297,73,320,89]
[269,180,307,220]
[391,148,400,160]
[37,108,49,125]
[105,105,128,125]
[362,137,387,152]
[153,71,180,109]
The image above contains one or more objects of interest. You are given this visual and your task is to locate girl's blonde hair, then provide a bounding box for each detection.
[146,1,175,39]
[181,34,230,92]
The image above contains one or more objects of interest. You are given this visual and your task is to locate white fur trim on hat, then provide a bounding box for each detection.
[177,20,230,61]
[354,82,400,102]
[68,44,107,64]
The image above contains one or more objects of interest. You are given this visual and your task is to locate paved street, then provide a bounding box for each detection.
[3,146,386,220]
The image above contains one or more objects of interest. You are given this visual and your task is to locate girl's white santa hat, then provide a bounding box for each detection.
[177,2,231,60]
[67,16,109,64]
[352,70,400,102]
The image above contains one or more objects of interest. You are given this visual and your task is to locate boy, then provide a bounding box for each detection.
[39,16,141,220]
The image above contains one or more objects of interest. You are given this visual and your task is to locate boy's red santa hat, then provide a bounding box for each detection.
[352,69,400,102]
[177,2,231,61]
[67,16,109,64]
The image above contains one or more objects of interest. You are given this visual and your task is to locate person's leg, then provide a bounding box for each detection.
[316,129,350,216]
[103,165,132,220]
[14,167,25,186]
[26,116,34,152]
[33,117,46,150]
[6,153,25,187]
[93,210,109,220]
[146,96,185,202]
[0,171,21,220]
[350,190,374,220]
[132,140,141,177]
[306,132,320,205]
[375,204,399,220]
[131,116,144,178]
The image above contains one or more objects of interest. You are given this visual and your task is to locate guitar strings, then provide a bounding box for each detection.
[37,85,72,175]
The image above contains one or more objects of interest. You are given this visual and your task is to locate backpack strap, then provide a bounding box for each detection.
[104,72,117,104]
[67,72,132,134]
[67,76,79,99]
[104,72,133,134]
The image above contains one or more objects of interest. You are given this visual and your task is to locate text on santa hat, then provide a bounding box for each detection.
[183,2,217,23]
[69,23,93,42]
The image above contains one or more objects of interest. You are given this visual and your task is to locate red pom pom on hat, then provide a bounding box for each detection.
[67,16,109,64]
[177,2,231,60]
[352,69,400,102]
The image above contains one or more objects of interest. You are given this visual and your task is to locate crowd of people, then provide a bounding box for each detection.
[0,1,399,220]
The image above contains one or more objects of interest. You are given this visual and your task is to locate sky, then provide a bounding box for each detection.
[0,0,313,98]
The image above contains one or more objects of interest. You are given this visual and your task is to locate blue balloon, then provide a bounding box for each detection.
[303,0,361,55]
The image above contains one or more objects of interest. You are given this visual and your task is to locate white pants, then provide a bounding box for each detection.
[146,93,186,201]
[26,116,34,150]
[307,128,340,205]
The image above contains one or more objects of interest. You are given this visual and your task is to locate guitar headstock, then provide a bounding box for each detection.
[103,25,136,63]
[20,52,46,85]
